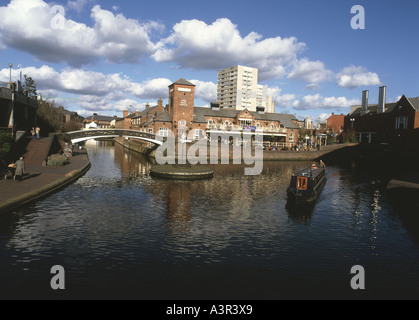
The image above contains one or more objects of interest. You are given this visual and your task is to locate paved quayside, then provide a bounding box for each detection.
[0,145,90,214]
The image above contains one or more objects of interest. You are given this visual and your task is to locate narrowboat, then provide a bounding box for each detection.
[287,165,327,202]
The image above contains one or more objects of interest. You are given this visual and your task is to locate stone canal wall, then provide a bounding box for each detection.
[115,137,358,163]
[114,137,155,157]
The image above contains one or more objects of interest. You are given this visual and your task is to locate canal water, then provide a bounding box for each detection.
[0,141,418,299]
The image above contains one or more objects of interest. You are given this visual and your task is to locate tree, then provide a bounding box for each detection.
[0,132,14,168]
[341,127,357,143]
[24,75,37,97]
[36,99,63,135]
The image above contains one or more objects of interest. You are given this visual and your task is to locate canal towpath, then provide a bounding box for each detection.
[0,148,90,214]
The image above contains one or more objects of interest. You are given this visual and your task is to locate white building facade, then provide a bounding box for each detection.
[217,65,275,113]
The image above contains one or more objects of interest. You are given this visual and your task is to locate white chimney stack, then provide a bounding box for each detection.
[378,86,386,113]
[362,90,369,115]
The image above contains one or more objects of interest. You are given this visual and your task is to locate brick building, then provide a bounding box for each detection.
[84,113,121,129]
[344,88,419,146]
[116,78,300,148]
[326,113,345,134]
[56,106,84,127]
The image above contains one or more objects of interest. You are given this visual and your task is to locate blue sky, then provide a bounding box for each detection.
[1,0,418,122]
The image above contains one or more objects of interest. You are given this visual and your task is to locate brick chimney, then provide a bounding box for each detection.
[146,103,150,109]
[123,109,128,117]
[135,109,140,116]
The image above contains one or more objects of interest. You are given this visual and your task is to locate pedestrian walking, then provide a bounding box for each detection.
[35,126,40,139]
[31,127,36,139]
[14,157,25,182]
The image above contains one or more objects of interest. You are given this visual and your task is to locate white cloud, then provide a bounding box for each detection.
[189,80,217,102]
[266,86,296,108]
[67,0,91,13]
[153,18,305,81]
[75,95,145,114]
[292,94,360,110]
[336,65,381,89]
[317,113,331,123]
[0,0,161,66]
[0,64,174,115]
[1,65,171,101]
[288,58,333,87]
[128,78,172,100]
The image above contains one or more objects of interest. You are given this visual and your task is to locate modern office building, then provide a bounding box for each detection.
[217,65,275,113]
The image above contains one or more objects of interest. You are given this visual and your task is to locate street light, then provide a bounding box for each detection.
[17,64,22,85]
[350,118,355,128]
[8,63,13,82]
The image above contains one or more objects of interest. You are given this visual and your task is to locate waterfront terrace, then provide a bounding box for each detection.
[115,78,301,149]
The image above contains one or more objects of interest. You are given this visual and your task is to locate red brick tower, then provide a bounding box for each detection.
[168,79,196,136]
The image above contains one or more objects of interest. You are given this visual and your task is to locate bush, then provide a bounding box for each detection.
[47,154,68,166]
[2,142,12,154]
[0,133,14,160]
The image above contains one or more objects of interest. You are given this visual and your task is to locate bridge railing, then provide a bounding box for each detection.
[0,84,38,108]
[0,86,12,100]
[65,128,163,145]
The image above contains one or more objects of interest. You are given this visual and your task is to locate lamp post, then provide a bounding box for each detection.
[8,63,15,138]
[8,63,13,82]
[350,118,355,128]
[18,64,22,86]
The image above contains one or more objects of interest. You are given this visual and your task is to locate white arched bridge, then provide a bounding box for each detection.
[65,129,163,146]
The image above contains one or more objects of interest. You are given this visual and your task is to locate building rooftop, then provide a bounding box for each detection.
[193,107,299,129]
[85,114,121,122]
[172,78,196,87]
[350,95,419,116]
[56,106,83,118]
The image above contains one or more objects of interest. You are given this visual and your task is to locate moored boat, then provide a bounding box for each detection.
[287,163,327,202]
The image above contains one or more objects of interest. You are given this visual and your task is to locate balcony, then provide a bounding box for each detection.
[206,124,287,134]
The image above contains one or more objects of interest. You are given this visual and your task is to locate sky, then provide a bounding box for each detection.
[0,0,418,123]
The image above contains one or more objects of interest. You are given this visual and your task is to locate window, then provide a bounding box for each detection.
[159,127,168,137]
[395,116,408,129]
[289,132,294,142]
[195,129,203,140]
[240,120,252,126]
[179,120,186,128]
[297,177,308,190]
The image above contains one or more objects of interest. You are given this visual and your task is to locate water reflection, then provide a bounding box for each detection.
[1,141,419,299]
[165,182,192,235]
[285,201,315,224]
[114,141,153,179]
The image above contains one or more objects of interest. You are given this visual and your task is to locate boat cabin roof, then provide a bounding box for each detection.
[293,167,325,178]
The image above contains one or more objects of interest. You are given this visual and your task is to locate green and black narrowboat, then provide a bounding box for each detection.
[287,165,327,202]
